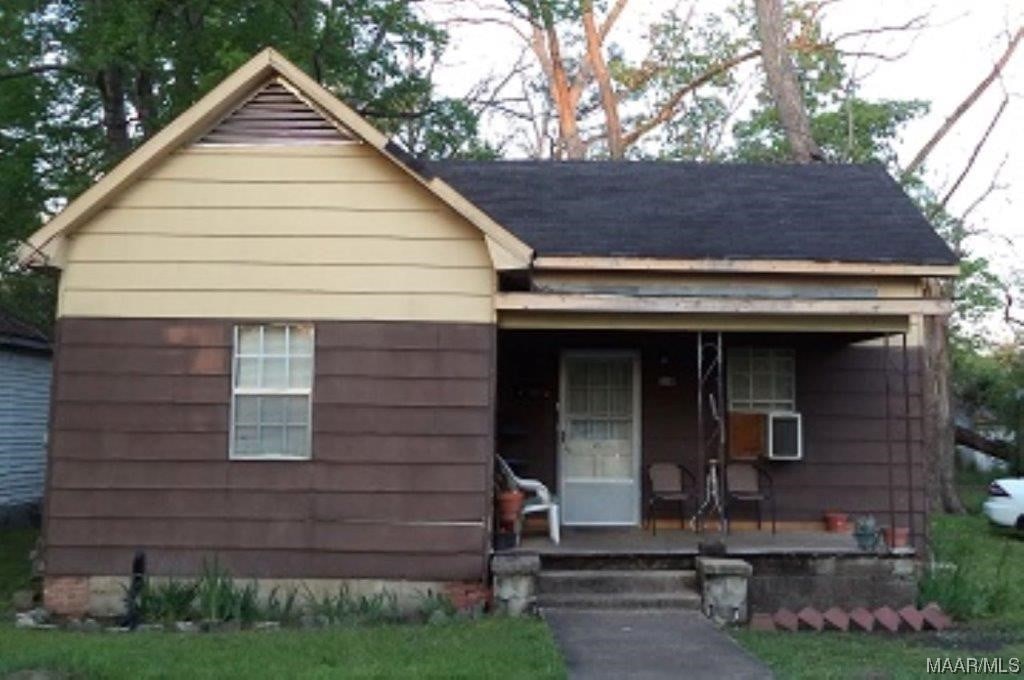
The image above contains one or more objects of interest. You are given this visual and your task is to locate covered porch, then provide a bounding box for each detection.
[495,325,926,551]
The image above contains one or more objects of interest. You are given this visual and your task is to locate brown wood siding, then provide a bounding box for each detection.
[199,81,355,145]
[497,330,926,542]
[45,317,495,580]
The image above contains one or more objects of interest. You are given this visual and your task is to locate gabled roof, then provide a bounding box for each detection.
[431,161,958,267]
[0,309,50,352]
[22,47,957,278]
[19,48,532,271]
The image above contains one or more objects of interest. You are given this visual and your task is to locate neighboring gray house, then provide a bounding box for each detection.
[0,309,51,525]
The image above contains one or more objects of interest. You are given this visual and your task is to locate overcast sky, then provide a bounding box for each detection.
[424,1,1023,336]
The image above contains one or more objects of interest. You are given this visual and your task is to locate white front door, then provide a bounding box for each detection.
[559,352,641,526]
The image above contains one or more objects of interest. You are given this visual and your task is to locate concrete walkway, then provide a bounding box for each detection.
[543,609,773,680]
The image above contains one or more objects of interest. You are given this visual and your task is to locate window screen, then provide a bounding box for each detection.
[231,324,313,459]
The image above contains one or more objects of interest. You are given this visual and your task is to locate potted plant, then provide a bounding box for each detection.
[852,515,880,551]
[823,510,849,533]
[881,526,910,549]
[495,480,525,532]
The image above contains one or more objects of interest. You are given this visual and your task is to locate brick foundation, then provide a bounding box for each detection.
[43,576,90,617]
[443,581,491,611]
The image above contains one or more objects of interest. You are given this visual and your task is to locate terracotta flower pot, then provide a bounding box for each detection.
[496,489,525,528]
[824,511,850,533]
[882,526,910,549]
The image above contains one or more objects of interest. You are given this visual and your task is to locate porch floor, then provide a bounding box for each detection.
[515,527,874,557]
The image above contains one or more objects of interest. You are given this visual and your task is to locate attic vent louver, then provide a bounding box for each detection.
[199,81,356,146]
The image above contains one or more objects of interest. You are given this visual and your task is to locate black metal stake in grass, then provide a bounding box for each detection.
[120,550,147,630]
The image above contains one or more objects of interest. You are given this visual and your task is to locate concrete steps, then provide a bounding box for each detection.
[538,569,701,610]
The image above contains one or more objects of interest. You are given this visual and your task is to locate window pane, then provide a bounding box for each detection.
[290,326,314,356]
[609,389,630,416]
[289,357,312,389]
[238,327,261,354]
[286,396,308,424]
[589,389,609,415]
[235,395,259,424]
[261,426,285,454]
[261,357,287,388]
[610,420,632,440]
[260,396,287,424]
[609,362,630,388]
[590,420,610,440]
[753,373,774,400]
[236,358,259,388]
[568,388,588,415]
[234,426,260,455]
[729,372,748,401]
[776,375,794,401]
[285,426,308,455]
[264,326,287,354]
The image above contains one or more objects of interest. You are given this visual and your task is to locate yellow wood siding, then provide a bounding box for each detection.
[59,145,495,322]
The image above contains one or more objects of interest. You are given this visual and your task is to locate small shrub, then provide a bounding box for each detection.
[417,590,457,623]
[352,591,402,625]
[304,585,353,625]
[264,586,301,625]
[233,581,262,625]
[139,579,199,623]
[303,586,404,625]
[195,560,252,623]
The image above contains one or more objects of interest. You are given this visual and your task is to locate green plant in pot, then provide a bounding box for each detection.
[852,515,880,551]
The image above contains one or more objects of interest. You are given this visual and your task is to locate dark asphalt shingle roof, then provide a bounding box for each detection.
[430,161,957,265]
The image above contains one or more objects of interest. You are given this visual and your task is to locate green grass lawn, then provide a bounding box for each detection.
[0,620,565,680]
[0,528,565,680]
[734,469,1024,679]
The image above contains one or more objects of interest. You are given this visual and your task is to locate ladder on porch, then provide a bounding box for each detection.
[693,331,727,532]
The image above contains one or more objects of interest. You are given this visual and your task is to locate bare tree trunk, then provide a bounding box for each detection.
[528,20,583,159]
[956,425,1016,463]
[922,285,966,515]
[544,25,584,159]
[96,66,131,161]
[753,0,821,163]
[132,68,158,139]
[582,0,624,159]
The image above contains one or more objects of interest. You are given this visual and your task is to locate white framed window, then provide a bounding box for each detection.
[230,324,314,460]
[727,347,795,412]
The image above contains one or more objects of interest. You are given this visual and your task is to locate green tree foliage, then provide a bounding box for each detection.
[0,0,490,332]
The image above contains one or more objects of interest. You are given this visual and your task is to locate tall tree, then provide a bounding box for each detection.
[752,0,821,161]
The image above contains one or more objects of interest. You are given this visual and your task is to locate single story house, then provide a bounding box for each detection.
[0,309,51,526]
[20,49,957,616]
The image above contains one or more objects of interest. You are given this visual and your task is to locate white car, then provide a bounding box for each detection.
[983,478,1024,529]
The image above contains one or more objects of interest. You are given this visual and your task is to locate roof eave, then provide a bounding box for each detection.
[530,255,960,278]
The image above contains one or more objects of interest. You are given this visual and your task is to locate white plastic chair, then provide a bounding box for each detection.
[497,455,560,544]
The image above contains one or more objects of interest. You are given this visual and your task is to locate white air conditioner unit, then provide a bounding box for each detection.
[767,411,802,461]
